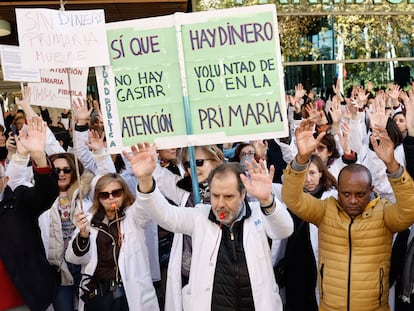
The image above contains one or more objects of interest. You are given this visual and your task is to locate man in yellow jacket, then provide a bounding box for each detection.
[282,119,414,311]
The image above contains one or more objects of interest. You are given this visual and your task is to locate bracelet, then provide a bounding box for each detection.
[75,124,89,132]
[260,194,275,210]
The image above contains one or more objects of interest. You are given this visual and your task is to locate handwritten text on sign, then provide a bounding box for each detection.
[181,8,287,139]
[28,67,88,109]
[96,19,187,152]
[96,6,287,152]
[16,8,109,68]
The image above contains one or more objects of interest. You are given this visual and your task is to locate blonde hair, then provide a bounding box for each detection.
[181,145,225,167]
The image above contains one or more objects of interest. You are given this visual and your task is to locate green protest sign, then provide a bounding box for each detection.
[96,15,187,152]
[96,5,288,153]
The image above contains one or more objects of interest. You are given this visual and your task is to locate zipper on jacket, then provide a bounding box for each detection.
[97,227,120,281]
[229,227,240,310]
[320,263,324,300]
[347,219,354,311]
[378,267,384,306]
[229,228,237,261]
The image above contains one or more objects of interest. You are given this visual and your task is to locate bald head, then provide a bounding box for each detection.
[338,164,372,188]
[337,164,374,218]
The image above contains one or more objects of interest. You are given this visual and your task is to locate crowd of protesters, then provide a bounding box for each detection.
[1,79,414,311]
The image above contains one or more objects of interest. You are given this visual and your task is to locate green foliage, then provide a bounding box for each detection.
[195,1,414,61]
[195,1,414,88]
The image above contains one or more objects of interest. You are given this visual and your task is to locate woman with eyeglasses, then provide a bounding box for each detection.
[151,145,225,311]
[65,173,159,311]
[38,152,95,311]
[230,141,268,170]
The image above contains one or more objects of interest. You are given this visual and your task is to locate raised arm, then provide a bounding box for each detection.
[241,159,274,208]
[402,89,414,177]
[370,126,400,173]
[295,118,326,165]
[15,86,65,155]
[14,116,58,217]
[122,142,158,193]
[17,116,48,167]
[5,116,47,190]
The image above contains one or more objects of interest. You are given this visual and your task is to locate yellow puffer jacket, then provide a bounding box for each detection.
[282,165,414,311]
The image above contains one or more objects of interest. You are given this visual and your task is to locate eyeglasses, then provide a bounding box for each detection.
[315,145,327,152]
[98,188,124,200]
[183,159,211,169]
[53,167,72,174]
[240,151,255,158]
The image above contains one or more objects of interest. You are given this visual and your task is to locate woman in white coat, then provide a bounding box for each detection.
[66,173,159,311]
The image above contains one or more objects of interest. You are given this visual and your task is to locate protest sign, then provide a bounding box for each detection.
[0,45,40,82]
[97,4,287,153]
[96,15,187,153]
[16,8,109,69]
[178,5,287,145]
[28,67,88,109]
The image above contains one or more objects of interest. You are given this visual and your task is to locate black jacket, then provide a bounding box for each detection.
[404,135,414,178]
[282,212,318,311]
[392,135,414,311]
[0,167,59,311]
[210,201,255,311]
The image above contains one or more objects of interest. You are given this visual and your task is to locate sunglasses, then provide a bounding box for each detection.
[53,167,72,174]
[98,188,124,200]
[183,159,211,169]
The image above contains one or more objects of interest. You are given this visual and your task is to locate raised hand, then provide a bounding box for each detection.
[123,142,158,178]
[17,115,47,167]
[370,126,399,173]
[240,159,274,204]
[387,84,402,108]
[87,129,105,152]
[295,119,326,164]
[15,86,38,119]
[355,86,369,108]
[304,102,319,121]
[329,96,343,132]
[367,93,391,134]
[15,86,31,110]
[122,142,158,192]
[72,97,92,125]
[337,122,351,154]
[295,83,306,99]
[401,89,414,136]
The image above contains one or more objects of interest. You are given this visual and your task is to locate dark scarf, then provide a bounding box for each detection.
[304,185,325,199]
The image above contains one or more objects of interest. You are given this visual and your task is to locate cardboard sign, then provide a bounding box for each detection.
[16,8,109,69]
[0,45,40,82]
[98,5,287,153]
[28,67,88,109]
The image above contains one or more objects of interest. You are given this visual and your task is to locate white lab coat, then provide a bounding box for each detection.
[136,187,294,311]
